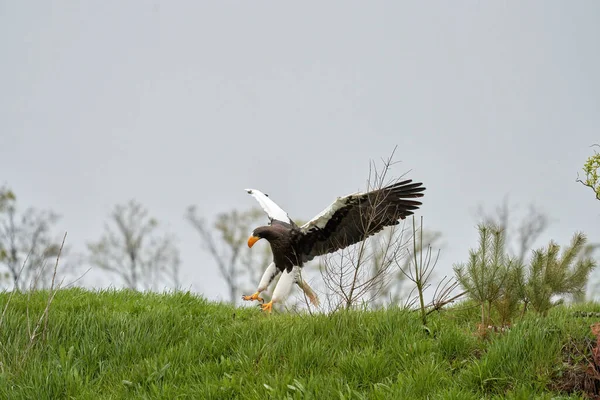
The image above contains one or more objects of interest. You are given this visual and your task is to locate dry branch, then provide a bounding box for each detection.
[318,148,418,311]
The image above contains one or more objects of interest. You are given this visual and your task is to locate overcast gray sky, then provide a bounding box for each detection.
[1,1,599,302]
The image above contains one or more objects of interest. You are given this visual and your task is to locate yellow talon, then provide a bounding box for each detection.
[242,292,264,303]
[261,301,273,313]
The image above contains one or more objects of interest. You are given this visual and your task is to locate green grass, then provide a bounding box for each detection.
[0,288,599,399]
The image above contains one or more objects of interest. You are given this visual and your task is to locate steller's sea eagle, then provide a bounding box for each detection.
[242,179,426,312]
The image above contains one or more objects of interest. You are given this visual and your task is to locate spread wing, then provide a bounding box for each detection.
[296,179,425,261]
[245,188,296,227]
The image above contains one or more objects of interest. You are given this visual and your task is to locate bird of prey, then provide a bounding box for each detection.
[242,179,426,312]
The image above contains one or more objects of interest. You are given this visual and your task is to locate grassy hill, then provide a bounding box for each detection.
[0,288,599,399]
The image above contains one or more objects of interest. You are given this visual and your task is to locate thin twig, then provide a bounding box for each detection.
[42,232,66,339]
[425,290,467,316]
[20,232,66,364]
[61,267,92,289]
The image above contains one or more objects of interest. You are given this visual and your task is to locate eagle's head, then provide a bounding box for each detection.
[248,226,268,248]
[248,226,282,248]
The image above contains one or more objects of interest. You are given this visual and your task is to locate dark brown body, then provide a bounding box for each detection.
[253,223,302,273]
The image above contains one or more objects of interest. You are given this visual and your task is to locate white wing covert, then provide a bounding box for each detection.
[300,194,355,231]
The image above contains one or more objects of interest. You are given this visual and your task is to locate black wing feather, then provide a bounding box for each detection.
[296,179,425,261]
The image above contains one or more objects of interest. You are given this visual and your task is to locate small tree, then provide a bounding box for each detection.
[366,221,444,310]
[87,200,180,291]
[319,224,409,311]
[577,144,600,201]
[575,144,600,298]
[524,232,596,315]
[453,224,515,326]
[0,186,68,291]
[494,261,525,325]
[317,149,424,311]
[394,216,443,325]
[186,207,266,304]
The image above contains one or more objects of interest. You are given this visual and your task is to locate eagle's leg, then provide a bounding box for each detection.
[242,262,279,304]
[261,266,299,313]
[296,278,319,307]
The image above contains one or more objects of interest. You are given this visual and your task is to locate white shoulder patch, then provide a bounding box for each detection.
[245,188,292,224]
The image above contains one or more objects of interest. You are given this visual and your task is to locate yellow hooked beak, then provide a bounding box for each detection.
[247,235,260,248]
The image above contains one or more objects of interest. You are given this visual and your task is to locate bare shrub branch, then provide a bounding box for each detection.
[318,148,420,311]
[394,216,451,324]
[425,276,465,316]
